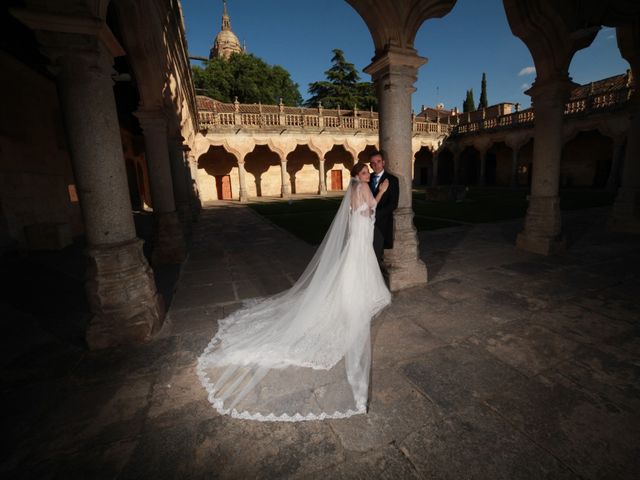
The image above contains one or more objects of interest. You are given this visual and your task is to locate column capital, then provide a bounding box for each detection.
[135,109,168,131]
[11,8,124,67]
[525,76,577,107]
[364,46,426,87]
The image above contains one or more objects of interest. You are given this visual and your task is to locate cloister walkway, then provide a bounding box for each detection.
[2,202,639,478]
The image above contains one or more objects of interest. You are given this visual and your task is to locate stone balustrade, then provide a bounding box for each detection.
[198,101,456,135]
[452,86,632,136]
[198,85,629,138]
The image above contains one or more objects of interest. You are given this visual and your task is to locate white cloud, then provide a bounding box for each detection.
[607,34,615,40]
[518,66,536,76]
[521,83,530,90]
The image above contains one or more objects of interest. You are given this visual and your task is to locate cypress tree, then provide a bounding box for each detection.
[478,72,488,109]
[463,89,475,112]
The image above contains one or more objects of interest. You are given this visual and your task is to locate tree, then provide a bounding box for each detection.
[306,49,377,110]
[463,89,476,112]
[478,72,488,110]
[192,53,302,106]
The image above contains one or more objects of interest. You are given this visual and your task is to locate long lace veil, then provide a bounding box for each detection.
[197,178,384,421]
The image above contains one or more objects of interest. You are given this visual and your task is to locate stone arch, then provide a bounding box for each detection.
[515,139,534,187]
[560,130,613,188]
[357,144,379,163]
[437,148,455,185]
[325,145,354,191]
[287,145,321,195]
[197,145,237,201]
[459,145,480,186]
[413,146,434,187]
[245,144,281,197]
[486,141,512,186]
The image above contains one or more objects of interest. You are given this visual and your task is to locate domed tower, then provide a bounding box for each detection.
[210,0,244,60]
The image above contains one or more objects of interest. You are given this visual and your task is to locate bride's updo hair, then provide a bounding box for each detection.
[350,162,368,178]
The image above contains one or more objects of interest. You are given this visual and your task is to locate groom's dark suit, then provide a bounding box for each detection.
[369,170,399,261]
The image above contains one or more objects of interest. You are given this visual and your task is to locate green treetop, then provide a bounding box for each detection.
[463,89,476,112]
[192,53,303,106]
[306,49,377,110]
[478,72,488,110]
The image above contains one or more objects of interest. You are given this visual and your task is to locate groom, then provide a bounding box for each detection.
[369,151,399,262]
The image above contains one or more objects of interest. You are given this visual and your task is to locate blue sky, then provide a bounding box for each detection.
[182,0,629,111]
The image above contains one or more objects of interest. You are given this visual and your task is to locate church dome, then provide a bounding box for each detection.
[209,1,245,60]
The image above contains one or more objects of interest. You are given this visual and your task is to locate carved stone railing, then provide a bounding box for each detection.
[451,87,632,136]
[197,84,631,138]
[198,102,455,135]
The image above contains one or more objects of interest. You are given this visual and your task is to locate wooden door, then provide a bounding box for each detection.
[217,175,232,200]
[330,170,343,190]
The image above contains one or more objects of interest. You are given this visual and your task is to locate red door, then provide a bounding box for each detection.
[217,175,233,200]
[331,170,343,190]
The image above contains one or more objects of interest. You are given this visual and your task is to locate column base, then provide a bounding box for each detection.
[85,239,165,350]
[281,187,291,199]
[516,232,566,255]
[384,208,428,291]
[609,187,640,233]
[318,186,327,196]
[152,211,187,265]
[517,195,565,255]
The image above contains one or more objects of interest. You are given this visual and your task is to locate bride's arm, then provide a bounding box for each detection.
[375,179,389,203]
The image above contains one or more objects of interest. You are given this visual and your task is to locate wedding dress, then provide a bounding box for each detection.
[197,178,391,421]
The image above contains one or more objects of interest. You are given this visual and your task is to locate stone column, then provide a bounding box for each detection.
[184,147,202,219]
[187,150,202,216]
[280,156,292,198]
[318,156,328,195]
[237,156,249,203]
[168,138,192,229]
[516,77,573,255]
[510,145,520,189]
[38,34,163,349]
[135,109,187,264]
[431,152,439,187]
[478,148,487,186]
[609,20,640,232]
[610,95,640,232]
[365,46,428,290]
[606,137,625,193]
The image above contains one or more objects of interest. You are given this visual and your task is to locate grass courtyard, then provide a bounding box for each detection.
[248,187,616,245]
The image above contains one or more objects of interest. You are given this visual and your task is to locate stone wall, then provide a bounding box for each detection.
[0,51,83,249]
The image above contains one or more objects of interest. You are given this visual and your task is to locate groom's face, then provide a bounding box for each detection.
[370,155,384,174]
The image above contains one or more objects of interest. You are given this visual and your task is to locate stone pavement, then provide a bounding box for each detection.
[2,202,639,479]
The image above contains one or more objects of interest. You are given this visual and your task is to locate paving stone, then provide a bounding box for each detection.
[121,416,344,479]
[327,366,443,452]
[428,277,487,302]
[411,297,523,343]
[530,303,634,347]
[484,371,640,479]
[402,342,526,414]
[371,315,445,367]
[471,321,582,377]
[171,282,236,309]
[573,291,639,325]
[553,346,640,412]
[303,444,421,479]
[400,404,578,479]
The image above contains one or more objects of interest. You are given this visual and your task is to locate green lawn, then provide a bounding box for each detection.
[248,187,615,245]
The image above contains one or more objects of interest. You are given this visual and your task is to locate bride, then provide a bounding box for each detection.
[197,161,392,421]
